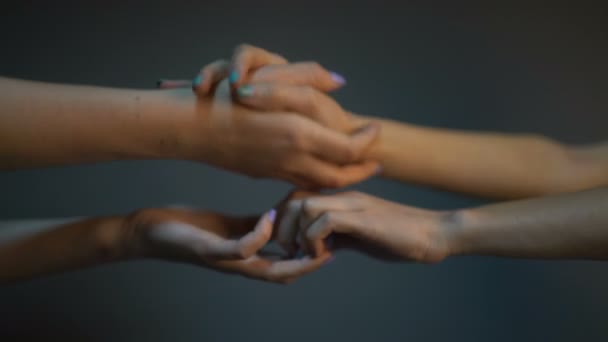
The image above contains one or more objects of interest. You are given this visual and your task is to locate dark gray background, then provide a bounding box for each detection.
[1,1,608,341]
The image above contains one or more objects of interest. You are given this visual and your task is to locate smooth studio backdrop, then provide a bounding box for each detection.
[1,1,607,341]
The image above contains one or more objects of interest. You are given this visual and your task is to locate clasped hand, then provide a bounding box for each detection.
[124,45,453,284]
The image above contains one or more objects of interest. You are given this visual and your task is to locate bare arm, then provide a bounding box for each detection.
[449,186,608,259]
[278,187,608,262]
[357,115,608,199]
[0,76,187,169]
[0,209,329,284]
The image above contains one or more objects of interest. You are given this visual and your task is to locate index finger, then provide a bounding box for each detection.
[229,44,288,87]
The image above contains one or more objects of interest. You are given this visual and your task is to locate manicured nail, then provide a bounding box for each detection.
[156,79,167,88]
[229,70,239,84]
[192,74,203,89]
[237,85,254,97]
[267,209,277,223]
[325,234,335,249]
[324,256,336,265]
[330,71,346,85]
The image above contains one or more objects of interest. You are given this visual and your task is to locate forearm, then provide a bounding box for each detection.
[0,77,196,169]
[0,216,128,283]
[447,186,608,259]
[356,115,608,199]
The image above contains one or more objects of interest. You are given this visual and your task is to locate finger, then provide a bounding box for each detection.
[192,59,230,96]
[229,44,288,87]
[250,62,346,92]
[276,199,304,255]
[292,156,381,189]
[234,83,342,128]
[199,209,274,259]
[303,211,361,257]
[234,209,276,258]
[260,253,332,284]
[307,122,382,165]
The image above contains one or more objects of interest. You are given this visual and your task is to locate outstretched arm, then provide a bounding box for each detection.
[0,208,330,284]
[189,44,608,199]
[0,76,184,169]
[356,115,608,199]
[276,187,608,262]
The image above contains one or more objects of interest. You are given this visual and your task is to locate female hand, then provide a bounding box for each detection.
[124,207,331,284]
[179,78,380,188]
[275,191,455,263]
[160,44,364,141]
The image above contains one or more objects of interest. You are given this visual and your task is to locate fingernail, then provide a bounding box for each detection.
[192,74,203,89]
[324,256,336,265]
[295,248,306,259]
[329,71,346,85]
[375,165,384,176]
[156,79,166,88]
[325,234,335,249]
[267,209,277,223]
[237,85,254,97]
[229,70,239,84]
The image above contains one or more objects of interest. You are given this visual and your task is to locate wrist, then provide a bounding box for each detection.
[439,208,481,257]
[93,216,134,262]
[132,89,213,162]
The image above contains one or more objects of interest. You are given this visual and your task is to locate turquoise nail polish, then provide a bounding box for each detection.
[229,70,239,84]
[192,74,203,89]
[237,85,254,97]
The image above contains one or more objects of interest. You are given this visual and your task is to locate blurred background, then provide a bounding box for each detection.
[1,1,607,341]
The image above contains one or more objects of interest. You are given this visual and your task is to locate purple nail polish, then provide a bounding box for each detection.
[330,71,346,85]
[324,256,336,265]
[375,165,384,176]
[267,209,277,223]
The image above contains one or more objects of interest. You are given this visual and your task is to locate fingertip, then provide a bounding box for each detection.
[236,84,254,98]
[329,71,346,86]
[229,70,240,85]
[192,74,203,90]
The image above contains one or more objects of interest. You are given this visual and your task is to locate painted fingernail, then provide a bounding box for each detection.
[267,209,277,223]
[325,234,335,249]
[237,85,254,97]
[192,74,203,89]
[330,71,346,85]
[324,256,336,265]
[229,70,239,84]
[295,248,306,259]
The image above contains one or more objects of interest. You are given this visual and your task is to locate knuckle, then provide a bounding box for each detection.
[322,174,342,188]
[285,126,308,151]
[234,43,252,54]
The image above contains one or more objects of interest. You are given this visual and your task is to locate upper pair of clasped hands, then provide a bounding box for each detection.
[125,45,440,284]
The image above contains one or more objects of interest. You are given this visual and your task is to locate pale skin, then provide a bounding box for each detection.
[2,44,608,283]
[164,44,608,262]
[0,51,373,283]
[0,208,331,284]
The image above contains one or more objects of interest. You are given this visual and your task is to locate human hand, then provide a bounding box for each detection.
[275,191,454,263]
[160,74,380,188]
[160,44,362,137]
[124,207,331,284]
